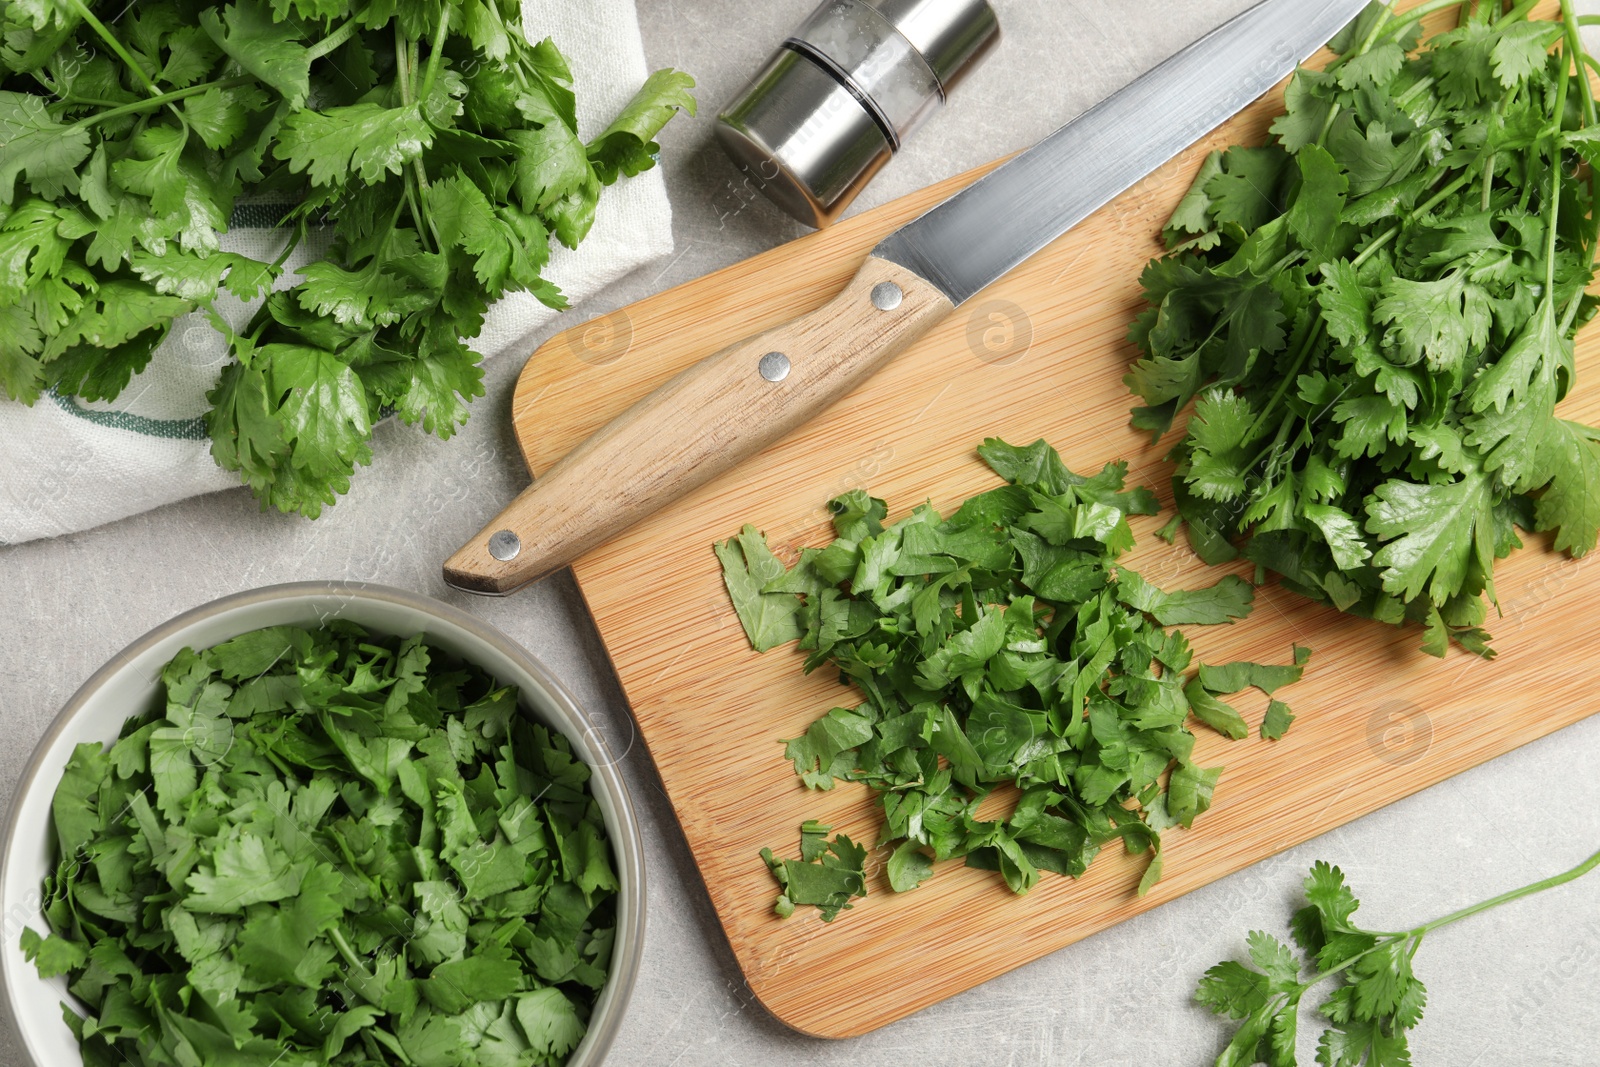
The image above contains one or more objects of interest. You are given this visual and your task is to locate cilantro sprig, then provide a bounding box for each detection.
[0,1,693,516]
[1198,846,1600,1066]
[720,439,1310,913]
[19,622,619,1067]
[1129,1,1600,655]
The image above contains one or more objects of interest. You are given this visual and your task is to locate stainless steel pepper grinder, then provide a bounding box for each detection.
[716,0,1001,229]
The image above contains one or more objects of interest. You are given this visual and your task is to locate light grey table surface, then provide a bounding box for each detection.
[4,2,1600,1065]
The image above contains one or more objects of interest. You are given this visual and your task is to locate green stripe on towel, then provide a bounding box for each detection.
[51,390,209,441]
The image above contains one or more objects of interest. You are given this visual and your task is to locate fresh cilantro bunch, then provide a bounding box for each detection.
[720,439,1309,909]
[0,0,693,515]
[21,622,620,1067]
[1128,0,1600,656]
[1198,847,1600,1066]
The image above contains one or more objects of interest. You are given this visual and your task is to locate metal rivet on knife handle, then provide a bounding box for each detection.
[758,351,791,382]
[488,530,522,561]
[871,282,904,311]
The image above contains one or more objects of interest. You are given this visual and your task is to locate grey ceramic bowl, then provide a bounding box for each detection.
[0,582,644,1067]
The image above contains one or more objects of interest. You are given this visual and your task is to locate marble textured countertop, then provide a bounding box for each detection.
[3,2,1598,1064]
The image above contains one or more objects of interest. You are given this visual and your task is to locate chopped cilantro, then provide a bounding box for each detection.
[1197,653,1307,697]
[760,822,867,922]
[730,438,1310,911]
[21,623,617,1067]
[1260,700,1296,741]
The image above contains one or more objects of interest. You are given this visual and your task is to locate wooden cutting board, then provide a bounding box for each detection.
[508,1,1596,1038]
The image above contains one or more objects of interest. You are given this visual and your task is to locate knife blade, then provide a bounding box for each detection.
[876,0,1369,306]
[443,0,1371,597]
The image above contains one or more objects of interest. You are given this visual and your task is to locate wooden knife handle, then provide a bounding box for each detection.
[443,254,955,596]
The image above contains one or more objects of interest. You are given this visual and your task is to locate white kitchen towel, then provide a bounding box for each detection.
[0,0,676,545]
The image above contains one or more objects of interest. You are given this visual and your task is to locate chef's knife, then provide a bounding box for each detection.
[444,0,1370,596]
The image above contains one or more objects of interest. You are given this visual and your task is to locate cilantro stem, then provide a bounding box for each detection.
[1481,92,1512,213]
[1239,321,1326,449]
[1415,845,1600,936]
[1572,14,1600,126]
[1545,41,1570,298]
[1561,293,1585,335]
[199,302,244,351]
[67,75,253,132]
[1561,0,1600,288]
[1355,4,1395,56]
[392,28,442,253]
[405,173,438,252]
[268,220,306,274]
[63,95,135,109]
[1395,75,1436,107]
[327,927,378,988]
[62,0,162,100]
[394,26,414,106]
[1497,0,1544,27]
[416,5,452,114]
[1379,0,1475,41]
[1242,405,1298,478]
[1350,169,1474,270]
[305,15,359,62]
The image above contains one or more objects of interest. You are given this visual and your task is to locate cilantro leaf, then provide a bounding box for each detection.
[1533,420,1600,557]
[781,707,872,789]
[1117,569,1256,626]
[1372,274,1491,375]
[385,341,486,439]
[0,91,91,205]
[715,526,805,652]
[206,360,289,493]
[1260,700,1295,740]
[19,927,88,979]
[1197,959,1272,1020]
[185,831,310,912]
[263,343,373,496]
[1185,680,1249,740]
[1365,469,1494,602]
[886,841,934,892]
[0,302,44,401]
[762,824,868,922]
[1204,146,1290,233]
[198,1,312,108]
[516,988,586,1059]
[1163,150,1224,250]
[1185,388,1269,502]
[510,119,591,213]
[276,103,433,187]
[1168,762,1222,826]
[1286,144,1348,265]
[588,69,698,184]
[1197,652,1307,697]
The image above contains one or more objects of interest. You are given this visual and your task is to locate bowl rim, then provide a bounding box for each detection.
[0,580,645,1067]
